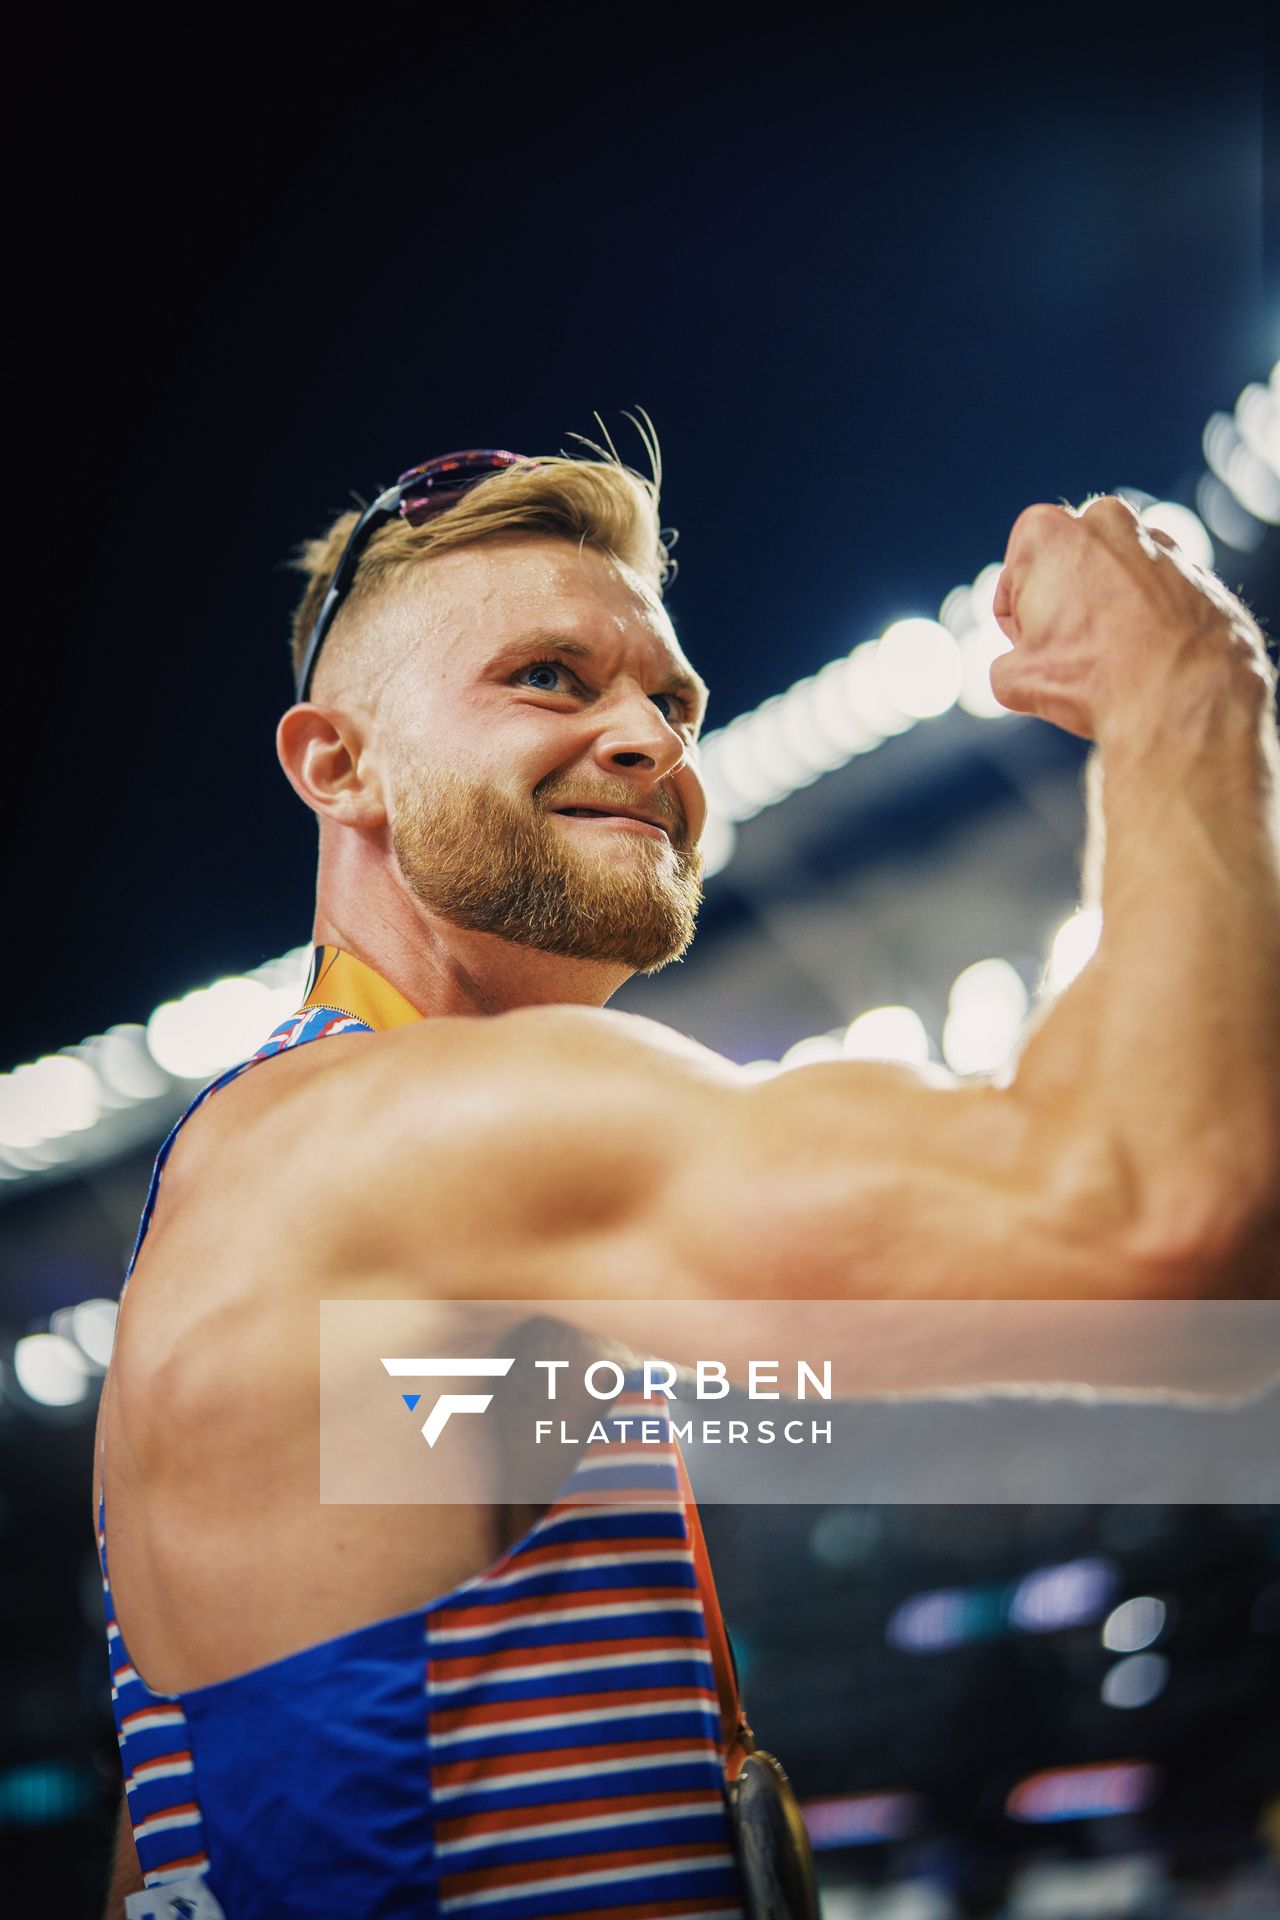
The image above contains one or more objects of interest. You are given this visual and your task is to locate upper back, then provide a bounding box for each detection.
[91,957,747,1916]
[95,973,519,1693]
[95,941,742,1688]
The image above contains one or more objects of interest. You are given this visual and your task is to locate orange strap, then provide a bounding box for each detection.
[673,1447,755,1778]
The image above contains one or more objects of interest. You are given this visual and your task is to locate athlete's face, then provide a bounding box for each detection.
[373,534,711,973]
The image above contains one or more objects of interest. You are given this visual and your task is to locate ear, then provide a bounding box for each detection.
[276,702,387,829]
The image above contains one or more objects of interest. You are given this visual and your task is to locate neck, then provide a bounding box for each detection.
[314,879,633,1021]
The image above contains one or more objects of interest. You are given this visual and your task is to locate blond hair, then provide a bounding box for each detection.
[287,412,673,692]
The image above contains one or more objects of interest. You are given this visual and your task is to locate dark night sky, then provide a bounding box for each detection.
[12,15,1274,1066]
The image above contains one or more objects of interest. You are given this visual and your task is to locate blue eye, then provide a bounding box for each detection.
[516,659,692,726]
[521,661,567,692]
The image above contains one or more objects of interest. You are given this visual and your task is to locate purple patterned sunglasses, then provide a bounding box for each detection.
[294,449,534,702]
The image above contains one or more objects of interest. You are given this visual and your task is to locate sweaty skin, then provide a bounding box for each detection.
[95,513,1280,1907]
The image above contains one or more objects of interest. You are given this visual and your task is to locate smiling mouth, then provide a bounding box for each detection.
[552,807,672,841]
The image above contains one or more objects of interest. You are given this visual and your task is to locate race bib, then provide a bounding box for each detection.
[125,1875,228,1920]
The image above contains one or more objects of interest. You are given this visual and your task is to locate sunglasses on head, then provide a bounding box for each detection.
[294,449,534,703]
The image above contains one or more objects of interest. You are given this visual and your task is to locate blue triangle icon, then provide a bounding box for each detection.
[401,1393,421,1412]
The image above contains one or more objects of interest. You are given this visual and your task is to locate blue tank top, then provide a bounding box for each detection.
[99,947,749,1919]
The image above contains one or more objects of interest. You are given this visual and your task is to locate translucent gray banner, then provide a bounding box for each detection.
[319,1299,1280,1504]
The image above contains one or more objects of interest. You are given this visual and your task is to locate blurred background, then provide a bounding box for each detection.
[5,14,1279,1915]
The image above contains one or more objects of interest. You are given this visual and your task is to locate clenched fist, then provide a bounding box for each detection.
[989,495,1274,744]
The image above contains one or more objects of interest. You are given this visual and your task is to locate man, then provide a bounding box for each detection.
[95,440,1280,1916]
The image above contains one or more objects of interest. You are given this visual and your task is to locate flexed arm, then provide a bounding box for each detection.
[676,497,1280,1309]
[268,499,1278,1386]
[986,497,1280,1281]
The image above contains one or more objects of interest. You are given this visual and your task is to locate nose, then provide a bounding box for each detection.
[590,687,689,782]
[586,688,706,843]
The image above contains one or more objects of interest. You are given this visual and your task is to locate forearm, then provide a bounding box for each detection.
[1015,659,1280,1271]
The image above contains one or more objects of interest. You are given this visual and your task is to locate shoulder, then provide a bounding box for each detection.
[286,1002,739,1139]
[143,1006,740,1285]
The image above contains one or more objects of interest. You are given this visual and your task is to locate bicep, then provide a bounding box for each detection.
[682,1057,1139,1304]
[308,1017,1120,1303]
[298,1024,1247,1394]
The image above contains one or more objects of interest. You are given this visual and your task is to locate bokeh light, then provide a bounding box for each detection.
[843,1006,931,1065]
[1140,500,1214,570]
[875,618,963,719]
[0,1055,101,1151]
[1101,1652,1169,1710]
[147,976,297,1080]
[942,957,1028,1075]
[1047,907,1101,992]
[1103,1595,1167,1653]
[13,1333,94,1408]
